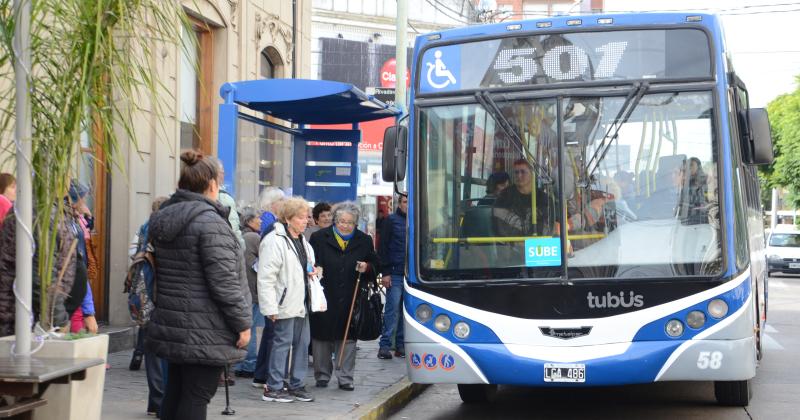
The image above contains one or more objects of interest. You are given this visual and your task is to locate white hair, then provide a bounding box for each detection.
[259,187,285,212]
[332,201,361,224]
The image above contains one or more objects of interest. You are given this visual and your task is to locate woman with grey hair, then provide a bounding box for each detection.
[308,201,379,391]
[258,187,285,236]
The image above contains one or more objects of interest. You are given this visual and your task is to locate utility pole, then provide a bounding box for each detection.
[395,0,408,113]
[14,0,33,356]
[771,188,778,229]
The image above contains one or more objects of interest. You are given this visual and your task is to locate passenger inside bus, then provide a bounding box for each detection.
[492,159,553,237]
[478,171,510,205]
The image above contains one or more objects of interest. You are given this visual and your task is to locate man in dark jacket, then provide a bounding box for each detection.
[377,194,408,359]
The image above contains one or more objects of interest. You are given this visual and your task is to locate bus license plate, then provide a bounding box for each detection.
[544,363,586,383]
[789,263,800,269]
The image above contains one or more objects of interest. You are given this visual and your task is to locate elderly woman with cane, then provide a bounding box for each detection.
[309,201,379,391]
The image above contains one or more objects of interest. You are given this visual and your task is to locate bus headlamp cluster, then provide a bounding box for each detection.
[665,299,729,338]
[414,304,471,339]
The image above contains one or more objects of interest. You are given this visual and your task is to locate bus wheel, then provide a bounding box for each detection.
[457,384,497,403]
[714,380,752,406]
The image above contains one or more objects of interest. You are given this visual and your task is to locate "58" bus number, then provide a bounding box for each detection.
[696,351,723,369]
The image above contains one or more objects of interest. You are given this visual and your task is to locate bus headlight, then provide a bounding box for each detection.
[686,310,706,329]
[434,314,451,332]
[768,254,781,261]
[415,304,433,323]
[708,299,729,319]
[453,321,471,339]
[665,319,684,337]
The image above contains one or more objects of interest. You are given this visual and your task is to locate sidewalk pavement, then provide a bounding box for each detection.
[102,339,419,420]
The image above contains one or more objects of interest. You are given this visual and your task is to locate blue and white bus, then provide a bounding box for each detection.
[381,13,774,406]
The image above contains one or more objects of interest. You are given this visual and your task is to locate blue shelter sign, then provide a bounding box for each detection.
[217,79,399,202]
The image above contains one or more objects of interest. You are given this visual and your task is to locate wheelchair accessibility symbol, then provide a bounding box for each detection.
[409,352,422,369]
[426,50,457,89]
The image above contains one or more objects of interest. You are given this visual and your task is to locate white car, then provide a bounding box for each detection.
[766,229,800,275]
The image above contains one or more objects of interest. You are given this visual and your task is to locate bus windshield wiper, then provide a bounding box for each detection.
[475,91,553,184]
[584,82,649,182]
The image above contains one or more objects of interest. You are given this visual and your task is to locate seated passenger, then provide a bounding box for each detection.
[492,159,550,237]
[478,172,510,205]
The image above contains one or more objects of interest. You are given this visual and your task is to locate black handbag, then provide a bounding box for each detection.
[351,278,383,341]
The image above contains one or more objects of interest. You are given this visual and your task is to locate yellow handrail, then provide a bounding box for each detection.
[431,233,606,244]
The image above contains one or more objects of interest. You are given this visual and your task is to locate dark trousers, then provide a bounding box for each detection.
[253,316,275,383]
[160,363,222,420]
[145,350,166,413]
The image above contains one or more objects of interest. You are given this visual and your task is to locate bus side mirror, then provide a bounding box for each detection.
[740,108,774,165]
[382,125,408,182]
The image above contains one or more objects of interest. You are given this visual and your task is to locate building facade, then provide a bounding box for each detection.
[0,0,311,327]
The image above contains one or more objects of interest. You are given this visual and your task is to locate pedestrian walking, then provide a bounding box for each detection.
[258,196,319,403]
[128,196,169,417]
[378,194,408,359]
[145,150,252,420]
[309,201,379,391]
[234,208,265,379]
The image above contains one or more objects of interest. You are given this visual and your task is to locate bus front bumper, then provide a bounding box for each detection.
[404,336,756,386]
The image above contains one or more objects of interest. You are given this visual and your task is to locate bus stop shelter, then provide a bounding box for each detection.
[217,79,400,203]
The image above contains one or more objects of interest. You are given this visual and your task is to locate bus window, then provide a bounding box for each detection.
[564,92,722,278]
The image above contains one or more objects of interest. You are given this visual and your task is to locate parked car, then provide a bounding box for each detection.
[766,228,800,275]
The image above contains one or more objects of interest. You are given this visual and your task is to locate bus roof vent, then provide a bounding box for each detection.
[686,15,703,22]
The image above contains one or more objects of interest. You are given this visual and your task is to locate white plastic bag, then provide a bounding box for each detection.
[309,275,327,312]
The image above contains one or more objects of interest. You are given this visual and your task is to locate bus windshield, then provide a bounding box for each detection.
[418,91,722,282]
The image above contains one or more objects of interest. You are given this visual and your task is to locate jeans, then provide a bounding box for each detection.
[253,316,275,384]
[379,277,405,351]
[142,325,167,414]
[160,363,222,420]
[267,316,309,392]
[235,303,264,373]
[145,350,166,414]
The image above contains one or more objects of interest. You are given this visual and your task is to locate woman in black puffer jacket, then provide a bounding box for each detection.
[146,150,252,420]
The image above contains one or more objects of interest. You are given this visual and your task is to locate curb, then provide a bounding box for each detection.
[340,378,428,420]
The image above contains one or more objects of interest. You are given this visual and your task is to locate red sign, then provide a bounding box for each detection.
[380,58,410,88]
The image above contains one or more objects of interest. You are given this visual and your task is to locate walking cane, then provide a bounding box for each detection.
[338,272,362,369]
[221,364,235,415]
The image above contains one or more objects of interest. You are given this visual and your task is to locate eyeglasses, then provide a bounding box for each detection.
[336,220,356,226]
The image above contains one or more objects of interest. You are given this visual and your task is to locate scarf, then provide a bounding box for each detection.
[333,226,354,250]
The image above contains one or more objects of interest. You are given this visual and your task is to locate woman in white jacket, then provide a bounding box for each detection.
[258,196,321,403]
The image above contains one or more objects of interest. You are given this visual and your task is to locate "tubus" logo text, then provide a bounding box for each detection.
[587,291,644,309]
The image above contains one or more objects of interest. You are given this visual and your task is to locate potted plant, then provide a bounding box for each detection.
[0,1,190,419]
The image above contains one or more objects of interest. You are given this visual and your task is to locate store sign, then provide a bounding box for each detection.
[380,58,410,88]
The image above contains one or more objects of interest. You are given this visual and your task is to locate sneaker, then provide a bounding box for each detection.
[338,383,355,391]
[252,380,266,388]
[262,389,294,403]
[289,386,314,402]
[234,370,254,378]
[377,347,393,359]
[129,351,143,371]
[394,349,406,358]
[315,380,328,388]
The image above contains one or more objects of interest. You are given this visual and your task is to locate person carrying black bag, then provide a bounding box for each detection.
[309,201,379,391]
